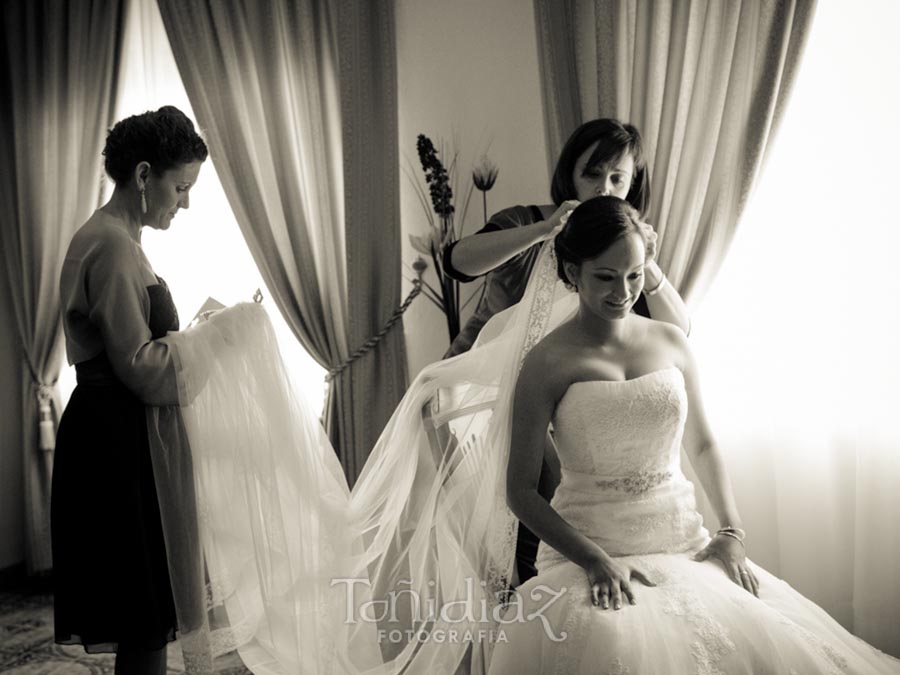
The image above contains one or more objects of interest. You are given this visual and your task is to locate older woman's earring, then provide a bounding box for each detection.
[140,186,147,214]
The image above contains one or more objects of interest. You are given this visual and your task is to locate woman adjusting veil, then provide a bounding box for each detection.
[163,198,899,674]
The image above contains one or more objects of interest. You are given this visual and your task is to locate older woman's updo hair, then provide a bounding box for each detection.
[103,106,208,185]
[555,196,657,288]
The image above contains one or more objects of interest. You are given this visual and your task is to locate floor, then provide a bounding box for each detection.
[0,577,251,675]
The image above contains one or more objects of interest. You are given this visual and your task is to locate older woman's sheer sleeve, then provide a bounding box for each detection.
[82,232,225,406]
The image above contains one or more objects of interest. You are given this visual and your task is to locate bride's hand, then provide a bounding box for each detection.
[694,535,759,597]
[583,551,656,610]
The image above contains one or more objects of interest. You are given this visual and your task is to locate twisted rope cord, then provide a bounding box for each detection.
[326,277,424,382]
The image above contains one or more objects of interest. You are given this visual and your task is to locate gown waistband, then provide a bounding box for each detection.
[75,352,123,388]
[559,466,676,495]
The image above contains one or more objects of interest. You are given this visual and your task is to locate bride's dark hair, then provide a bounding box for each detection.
[554,196,657,287]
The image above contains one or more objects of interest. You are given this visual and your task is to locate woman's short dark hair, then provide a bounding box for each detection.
[550,119,650,218]
[103,106,208,185]
[554,196,657,287]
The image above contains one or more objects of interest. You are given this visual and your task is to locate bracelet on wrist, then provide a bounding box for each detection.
[644,274,668,296]
[716,526,746,545]
[716,531,744,546]
[718,526,746,538]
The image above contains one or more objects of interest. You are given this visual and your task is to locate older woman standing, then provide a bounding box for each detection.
[52,106,207,675]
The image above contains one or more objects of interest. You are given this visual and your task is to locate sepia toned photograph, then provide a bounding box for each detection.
[1,1,898,673]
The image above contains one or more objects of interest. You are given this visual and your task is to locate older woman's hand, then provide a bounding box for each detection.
[540,200,580,241]
[694,535,759,596]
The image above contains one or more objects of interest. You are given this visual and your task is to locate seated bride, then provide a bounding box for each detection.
[488,196,899,674]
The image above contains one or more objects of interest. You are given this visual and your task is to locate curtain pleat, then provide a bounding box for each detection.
[0,0,125,574]
[157,0,407,483]
[532,0,582,178]
[533,0,816,304]
[337,0,408,483]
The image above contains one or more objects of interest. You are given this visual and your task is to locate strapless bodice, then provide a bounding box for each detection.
[537,368,709,568]
[552,367,687,485]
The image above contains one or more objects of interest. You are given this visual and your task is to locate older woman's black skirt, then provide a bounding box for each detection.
[51,375,176,653]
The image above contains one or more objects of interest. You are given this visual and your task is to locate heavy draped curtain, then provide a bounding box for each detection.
[336,0,407,482]
[156,0,406,483]
[533,0,815,302]
[0,0,125,574]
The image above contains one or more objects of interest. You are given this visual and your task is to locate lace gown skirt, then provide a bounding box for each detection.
[489,552,898,675]
[488,370,900,674]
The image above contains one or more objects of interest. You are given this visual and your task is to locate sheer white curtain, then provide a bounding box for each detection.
[690,0,900,657]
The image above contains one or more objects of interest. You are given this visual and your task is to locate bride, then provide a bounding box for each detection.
[489,196,900,674]
[154,197,899,674]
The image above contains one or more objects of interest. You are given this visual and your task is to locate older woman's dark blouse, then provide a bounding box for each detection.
[443,204,651,357]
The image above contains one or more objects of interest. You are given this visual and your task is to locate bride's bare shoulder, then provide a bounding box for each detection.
[631,314,686,345]
[519,322,585,388]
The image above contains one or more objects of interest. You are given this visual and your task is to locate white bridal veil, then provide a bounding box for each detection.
[147,241,578,674]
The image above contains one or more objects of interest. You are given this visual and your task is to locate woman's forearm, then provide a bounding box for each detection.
[643,261,690,334]
[508,488,605,568]
[689,444,744,530]
[450,221,550,278]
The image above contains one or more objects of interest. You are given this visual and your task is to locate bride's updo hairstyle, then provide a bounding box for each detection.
[103,105,208,185]
[555,196,657,288]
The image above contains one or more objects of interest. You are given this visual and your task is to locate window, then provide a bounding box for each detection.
[58,0,326,416]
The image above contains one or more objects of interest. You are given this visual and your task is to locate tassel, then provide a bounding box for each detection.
[140,187,148,214]
[37,386,55,452]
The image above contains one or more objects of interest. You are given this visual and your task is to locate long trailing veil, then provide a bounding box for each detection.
[146,240,578,674]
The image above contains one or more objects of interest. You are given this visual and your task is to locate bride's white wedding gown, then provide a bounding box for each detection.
[488,367,899,675]
[153,240,899,674]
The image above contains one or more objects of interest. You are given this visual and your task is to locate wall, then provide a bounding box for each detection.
[396,0,549,375]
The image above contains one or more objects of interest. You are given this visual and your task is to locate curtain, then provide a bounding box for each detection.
[532,0,581,178]
[533,0,815,303]
[336,0,408,480]
[0,0,125,574]
[686,0,900,655]
[157,0,408,483]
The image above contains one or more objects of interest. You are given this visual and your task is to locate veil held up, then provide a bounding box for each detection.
[149,241,578,674]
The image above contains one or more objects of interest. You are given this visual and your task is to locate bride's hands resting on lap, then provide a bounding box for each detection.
[583,549,656,610]
[694,533,759,597]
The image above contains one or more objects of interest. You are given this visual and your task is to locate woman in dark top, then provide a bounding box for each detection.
[443,119,691,585]
[445,119,689,356]
[53,106,207,675]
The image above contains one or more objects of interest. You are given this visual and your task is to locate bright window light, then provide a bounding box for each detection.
[690,0,900,436]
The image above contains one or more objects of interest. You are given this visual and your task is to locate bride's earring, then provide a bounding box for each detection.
[140,186,147,214]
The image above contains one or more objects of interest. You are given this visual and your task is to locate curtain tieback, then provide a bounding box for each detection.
[36,384,56,452]
[326,275,424,383]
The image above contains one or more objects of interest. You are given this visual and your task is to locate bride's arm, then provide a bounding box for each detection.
[507,346,597,569]
[674,326,758,596]
[507,343,654,609]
